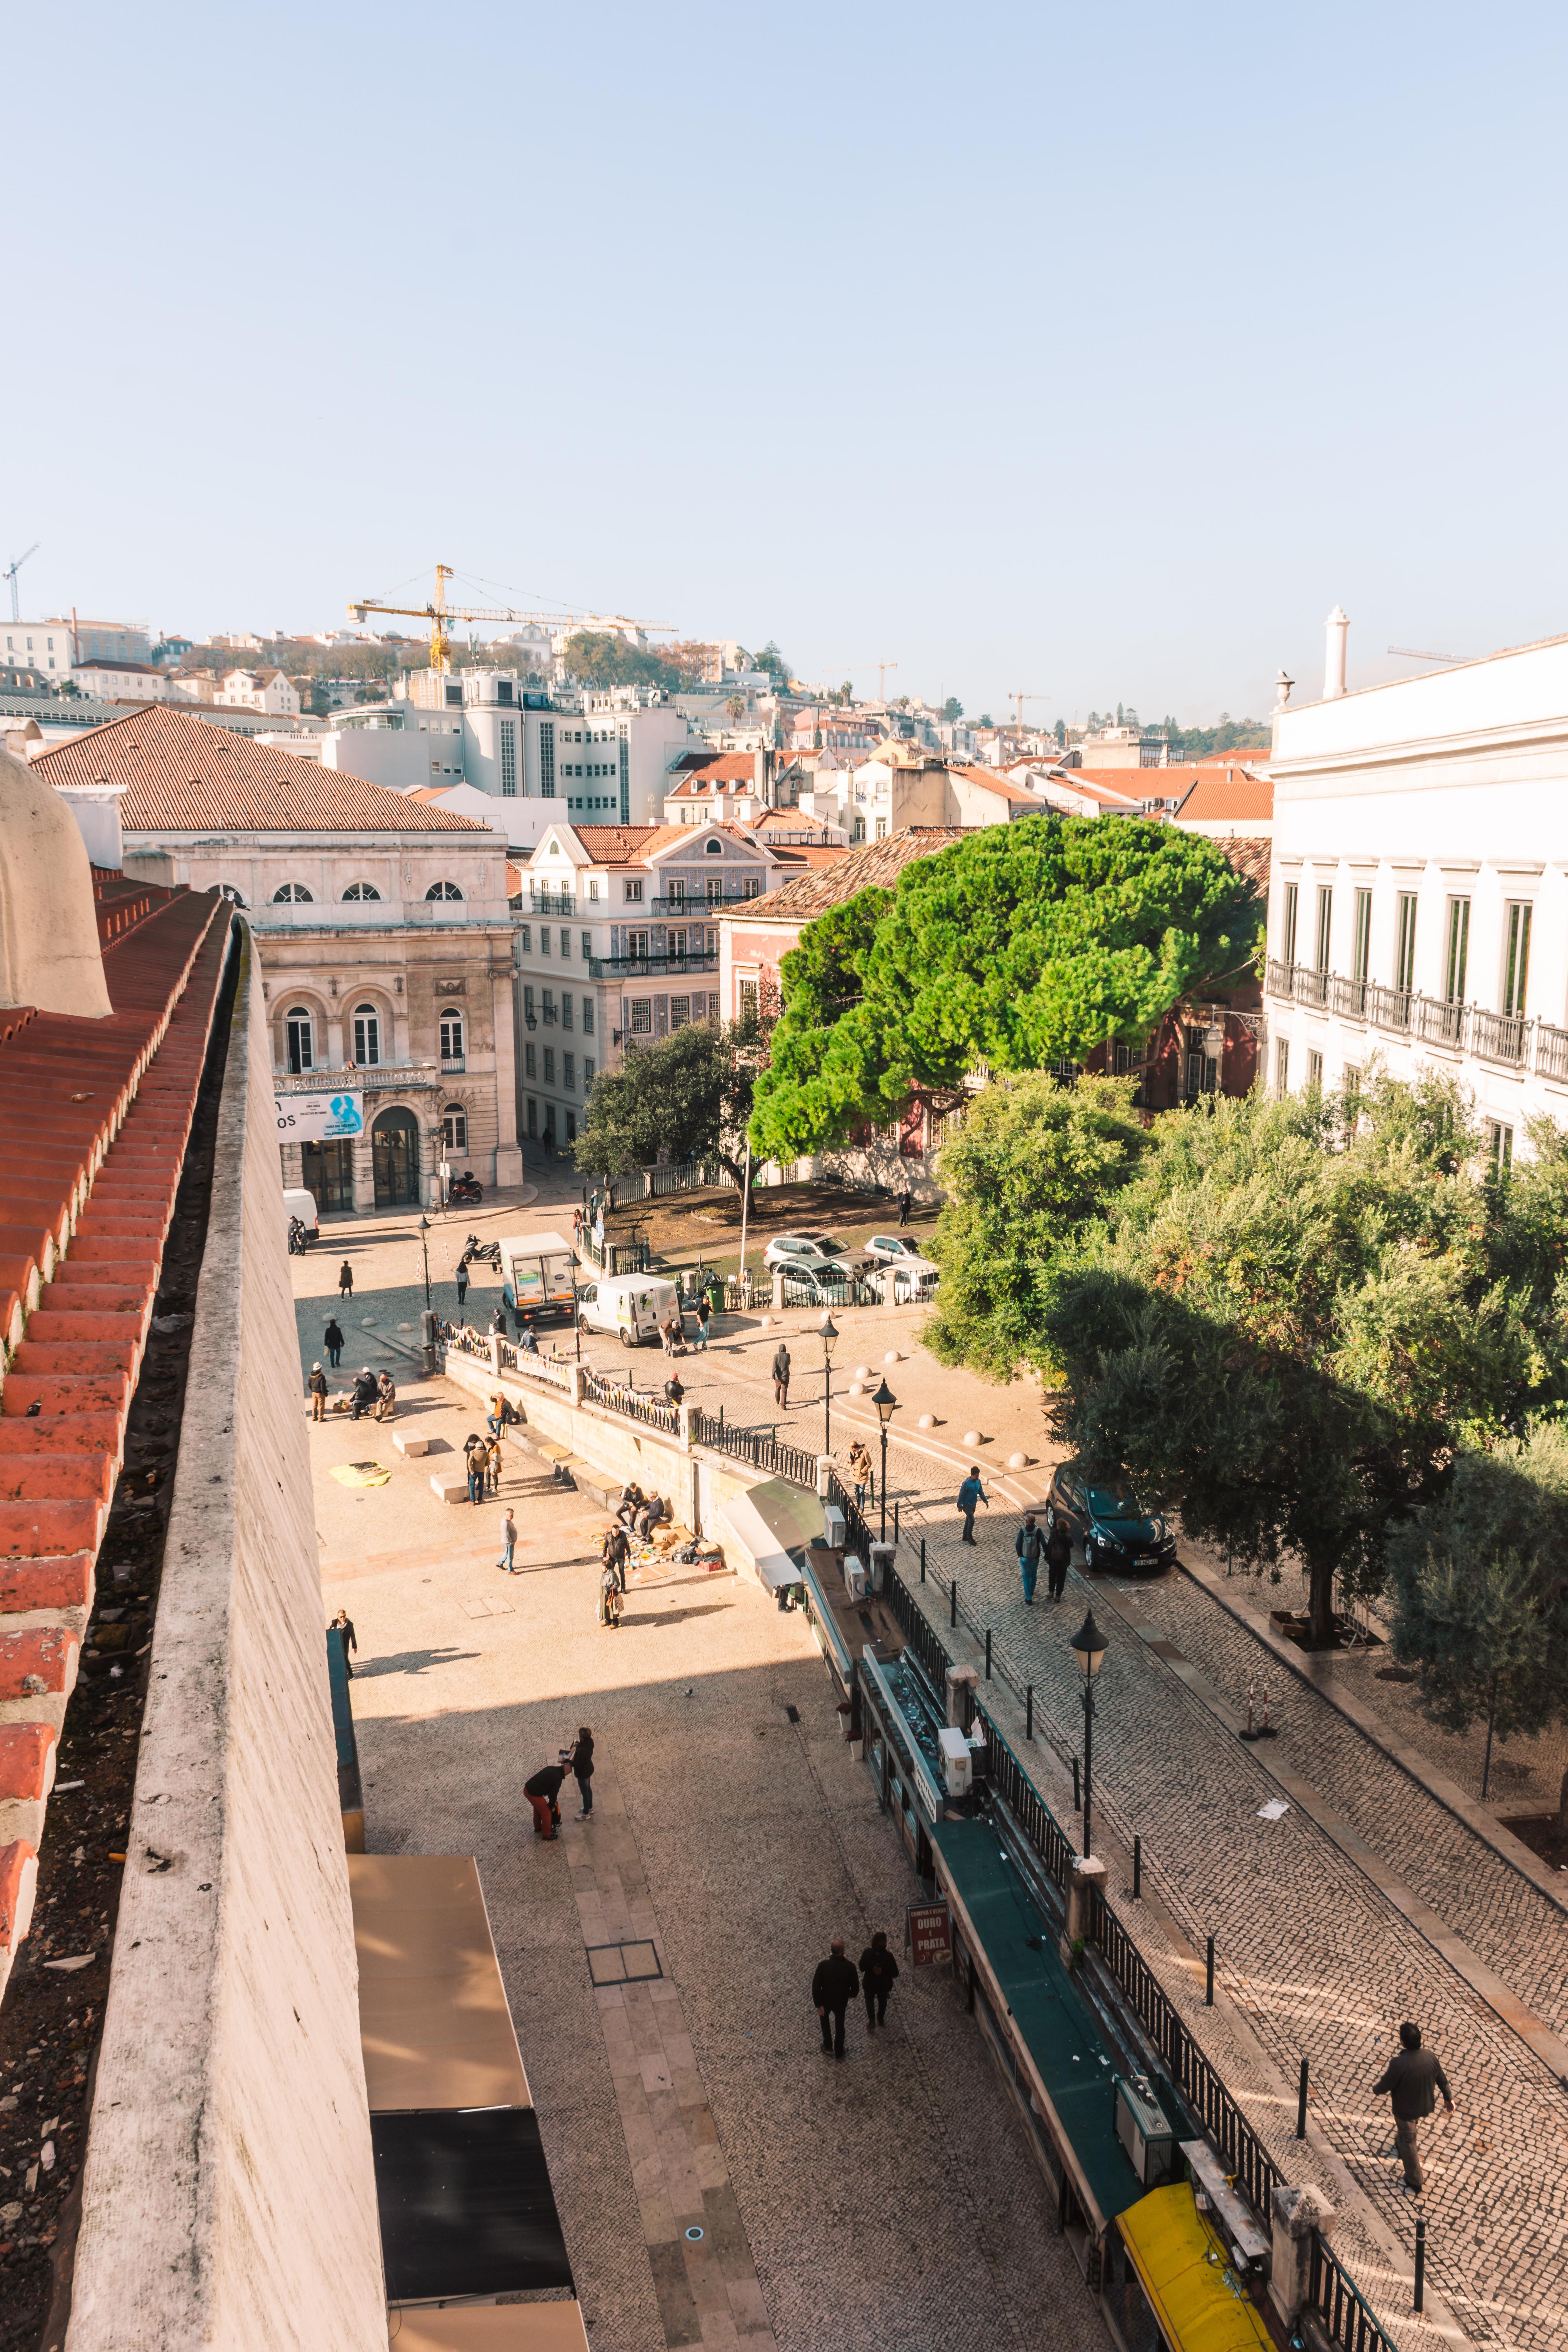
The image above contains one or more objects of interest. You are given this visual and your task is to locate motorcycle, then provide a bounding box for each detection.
[460,1234,502,1269]
[448,1171,484,1205]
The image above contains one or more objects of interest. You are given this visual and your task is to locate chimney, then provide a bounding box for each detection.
[1324,606,1349,700]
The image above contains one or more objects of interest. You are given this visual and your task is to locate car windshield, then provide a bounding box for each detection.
[815,1239,848,1258]
[1089,1483,1149,1523]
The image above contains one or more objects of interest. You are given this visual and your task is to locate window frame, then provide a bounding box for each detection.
[352,1003,381,1067]
[1445,896,1470,1004]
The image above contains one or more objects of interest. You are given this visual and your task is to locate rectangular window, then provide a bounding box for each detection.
[588,880,600,901]
[627,929,650,959]
[1352,889,1372,983]
[563,1052,575,1090]
[624,879,643,903]
[523,984,535,1022]
[630,999,652,1035]
[540,925,550,955]
[1282,882,1299,965]
[1395,893,1417,991]
[543,1047,555,1085]
[566,1109,577,1143]
[1445,896,1470,1002]
[539,720,555,797]
[560,927,571,958]
[743,877,760,900]
[561,995,572,1030]
[1314,885,1332,974]
[581,931,592,960]
[518,923,532,953]
[1502,901,1532,1016]
[584,1057,595,1091]
[1275,1038,1290,1097]
[667,878,686,906]
[542,989,556,1022]
[1488,1119,1514,1173]
[1343,1063,1361,1099]
[525,1042,535,1078]
[670,996,690,1029]
[1307,1049,1324,1090]
[499,717,516,796]
[582,997,594,1034]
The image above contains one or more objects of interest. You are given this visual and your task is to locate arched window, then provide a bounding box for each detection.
[426,880,464,901]
[273,882,313,903]
[217,882,247,906]
[352,1003,381,1066]
[439,1011,464,1060]
[342,881,381,901]
[441,1102,468,1153]
[285,1005,314,1073]
[704,837,724,855]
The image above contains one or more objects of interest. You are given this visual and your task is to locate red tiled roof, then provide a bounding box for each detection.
[0,884,231,2005]
[1174,767,1274,824]
[724,828,964,924]
[33,702,487,834]
[1219,837,1271,889]
[947,764,1048,807]
[669,752,760,784]
[561,820,767,866]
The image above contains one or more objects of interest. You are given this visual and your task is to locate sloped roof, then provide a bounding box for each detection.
[1219,837,1271,889]
[1174,766,1274,824]
[724,828,964,923]
[947,764,1047,807]
[669,751,759,784]
[34,702,487,834]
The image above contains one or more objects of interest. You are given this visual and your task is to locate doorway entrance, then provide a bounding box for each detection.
[372,1107,421,1207]
[301,1138,356,1215]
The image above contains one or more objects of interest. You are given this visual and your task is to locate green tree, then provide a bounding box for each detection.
[573,1008,766,1193]
[748,815,1261,1161]
[942,696,964,723]
[754,640,791,685]
[1387,1425,1568,1818]
[561,631,688,693]
[924,1074,1151,1380]
[725,693,748,724]
[1040,1074,1552,1646]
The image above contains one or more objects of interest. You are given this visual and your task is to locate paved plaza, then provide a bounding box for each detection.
[297,1172,1568,2352]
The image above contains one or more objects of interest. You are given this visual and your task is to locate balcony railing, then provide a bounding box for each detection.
[649,891,760,916]
[529,891,575,915]
[1267,956,1568,1084]
[1294,965,1329,1009]
[1539,1022,1568,1084]
[1329,974,1369,1020]
[1415,994,1468,1050]
[1470,1006,1529,1066]
[1367,982,1413,1033]
[588,950,719,981]
[273,1061,439,1093]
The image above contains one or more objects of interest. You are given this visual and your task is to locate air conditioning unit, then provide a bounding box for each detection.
[938,1727,972,1799]
[844,1555,867,1601]
[822,1503,846,1550]
[1114,2075,1176,2187]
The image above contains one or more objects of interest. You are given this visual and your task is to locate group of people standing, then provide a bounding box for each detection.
[812,1934,901,2058]
[523,1729,595,1840]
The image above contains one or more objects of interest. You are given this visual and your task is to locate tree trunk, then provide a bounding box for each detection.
[1307,1555,1336,1650]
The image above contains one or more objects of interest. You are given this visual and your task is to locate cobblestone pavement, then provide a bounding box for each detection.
[309,1352,1102,2351]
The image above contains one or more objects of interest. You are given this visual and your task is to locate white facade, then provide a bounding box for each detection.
[1265,622,1568,1158]
[383,671,694,826]
[4,621,68,675]
[217,666,300,715]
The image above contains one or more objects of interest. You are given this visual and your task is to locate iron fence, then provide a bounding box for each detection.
[580,1369,679,1434]
[975,1702,1075,1887]
[880,1557,951,1695]
[1368,982,1413,1033]
[1307,2234,1403,2352]
[690,1408,819,1490]
[1470,1005,1529,1066]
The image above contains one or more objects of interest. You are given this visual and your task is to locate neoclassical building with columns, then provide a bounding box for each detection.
[36,701,523,1213]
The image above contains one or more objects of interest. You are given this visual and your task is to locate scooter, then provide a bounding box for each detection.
[461,1234,502,1269]
[449,1171,484,1205]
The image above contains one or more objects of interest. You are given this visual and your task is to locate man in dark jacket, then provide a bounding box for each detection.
[308,1363,328,1422]
[349,1367,378,1421]
[859,1931,900,2030]
[812,1937,859,2059]
[323,1316,345,1370]
[1046,1520,1072,1604]
[523,1760,568,1840]
[338,1260,354,1299]
[1373,2022,1454,2190]
[1016,1514,1044,1604]
[772,1342,790,1407]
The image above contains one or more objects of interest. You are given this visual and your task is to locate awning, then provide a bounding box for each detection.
[717,1476,821,1590]
[387,2308,590,2351]
[350,1854,531,2112]
[1117,2183,1273,2352]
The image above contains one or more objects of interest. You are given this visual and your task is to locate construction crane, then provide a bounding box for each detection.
[349,563,675,675]
[4,543,39,624]
[1008,691,1049,728]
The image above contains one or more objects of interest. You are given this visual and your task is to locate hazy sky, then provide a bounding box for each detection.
[9,2,1566,722]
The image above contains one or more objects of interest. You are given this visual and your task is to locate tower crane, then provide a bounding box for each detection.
[1008,691,1049,728]
[5,543,39,624]
[349,563,675,675]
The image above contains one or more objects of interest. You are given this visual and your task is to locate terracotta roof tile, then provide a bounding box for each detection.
[1173,767,1274,824]
[33,702,488,834]
[723,828,964,923]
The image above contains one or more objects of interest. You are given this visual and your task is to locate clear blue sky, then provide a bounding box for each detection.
[10,1,1566,723]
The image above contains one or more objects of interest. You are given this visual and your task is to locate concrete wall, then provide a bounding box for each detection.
[67,926,386,2352]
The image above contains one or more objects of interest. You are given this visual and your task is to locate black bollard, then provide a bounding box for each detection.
[1205,1936,1215,2005]
[1296,2056,1308,2139]
[1132,1835,1141,1899]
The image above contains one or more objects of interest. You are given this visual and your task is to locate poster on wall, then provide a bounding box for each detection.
[276,1091,365,1144]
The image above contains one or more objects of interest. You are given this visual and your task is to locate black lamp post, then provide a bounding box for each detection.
[417,1214,436,1376]
[1069,1608,1108,1859]
[417,1214,432,1310]
[819,1312,838,1459]
[870,1375,897,1542]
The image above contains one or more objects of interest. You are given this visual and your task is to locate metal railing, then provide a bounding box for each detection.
[579,1368,678,1434]
[1415,994,1467,1049]
[1329,973,1369,1020]
[494,1338,574,1391]
[1295,965,1329,1009]
[690,1409,819,1490]
[1539,1021,1568,1083]
[975,1704,1076,1886]
[530,890,575,914]
[588,950,719,981]
[1265,956,1295,1000]
[580,1231,651,1275]
[1470,1005,1528,1066]
[1307,2234,1402,2352]
[649,890,762,916]
[778,1269,886,1309]
[1368,981,1413,1033]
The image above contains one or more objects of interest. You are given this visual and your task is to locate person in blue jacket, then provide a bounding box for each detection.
[957,1466,988,1545]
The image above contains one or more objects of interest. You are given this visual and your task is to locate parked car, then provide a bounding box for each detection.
[1044,1463,1177,1576]
[762,1232,857,1272]
[861,1234,940,1296]
[773,1257,858,1305]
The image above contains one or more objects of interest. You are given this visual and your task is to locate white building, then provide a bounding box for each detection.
[386,669,695,826]
[4,622,69,676]
[72,659,173,699]
[800,747,1045,841]
[218,666,301,715]
[1265,610,1568,1162]
[514,819,779,1151]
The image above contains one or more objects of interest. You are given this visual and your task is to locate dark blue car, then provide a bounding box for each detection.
[1044,1463,1177,1577]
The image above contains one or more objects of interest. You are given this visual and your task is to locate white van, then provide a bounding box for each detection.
[283,1188,318,1245]
[576,1274,681,1349]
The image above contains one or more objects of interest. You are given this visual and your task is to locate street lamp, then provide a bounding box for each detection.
[1069,1608,1108,1860]
[870,1375,897,1542]
[818,1313,838,1459]
[417,1215,432,1310]
[417,1215,436,1376]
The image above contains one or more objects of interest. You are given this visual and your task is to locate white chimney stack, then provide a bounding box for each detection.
[1324,606,1349,700]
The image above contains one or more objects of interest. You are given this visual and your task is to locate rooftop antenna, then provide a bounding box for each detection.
[4,543,40,623]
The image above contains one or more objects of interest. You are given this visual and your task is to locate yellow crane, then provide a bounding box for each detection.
[348,563,676,675]
[1008,691,1049,728]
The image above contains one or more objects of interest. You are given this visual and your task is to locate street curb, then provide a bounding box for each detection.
[1179,1553,1568,1923]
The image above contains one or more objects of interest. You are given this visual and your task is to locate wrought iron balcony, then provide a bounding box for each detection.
[588,949,719,982]
[1538,1022,1568,1083]
[1414,994,1468,1050]
[1470,1007,1529,1067]
[1367,982,1413,1033]
[530,890,575,915]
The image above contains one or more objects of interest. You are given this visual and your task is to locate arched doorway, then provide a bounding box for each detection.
[372,1106,421,1207]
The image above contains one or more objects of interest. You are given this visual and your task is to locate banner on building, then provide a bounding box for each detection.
[276,1091,364,1144]
[906,1900,951,1967]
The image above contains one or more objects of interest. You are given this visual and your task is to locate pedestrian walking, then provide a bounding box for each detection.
[323,1316,345,1370]
[1046,1519,1071,1603]
[957,1466,988,1545]
[695,1296,711,1350]
[523,1759,568,1840]
[897,1187,913,1229]
[1016,1512,1044,1604]
[597,1561,623,1629]
[568,1725,595,1816]
[497,1506,518,1573]
[456,1261,469,1310]
[772,1341,791,1408]
[308,1362,328,1422]
[464,1433,486,1505]
[492,1304,508,1338]
[602,1521,629,1592]
[485,1432,505,1495]
[859,1931,900,2031]
[812,1938,859,2060]
[848,1438,873,1512]
[338,1260,354,1300]
[374,1370,397,1422]
[328,1607,357,1678]
[1374,2023,1454,2192]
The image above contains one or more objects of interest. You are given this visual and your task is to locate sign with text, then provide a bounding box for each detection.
[276,1091,364,1145]
[906,1900,951,1968]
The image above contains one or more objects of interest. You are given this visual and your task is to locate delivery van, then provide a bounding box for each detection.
[576,1274,680,1349]
[497,1229,579,1324]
